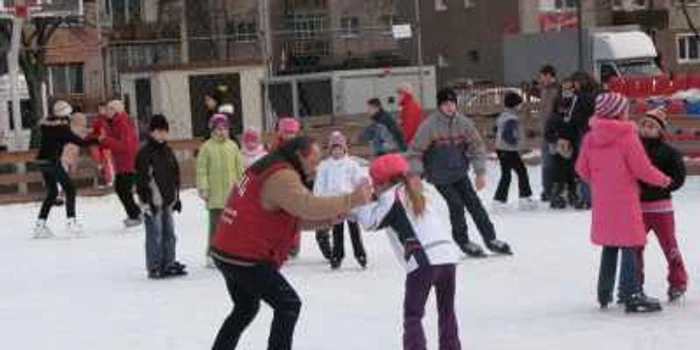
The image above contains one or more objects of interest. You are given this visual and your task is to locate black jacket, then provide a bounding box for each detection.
[136,138,181,208]
[544,112,578,145]
[372,109,408,152]
[36,119,95,164]
[640,137,686,203]
[571,91,597,138]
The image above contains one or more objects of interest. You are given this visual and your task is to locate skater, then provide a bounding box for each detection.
[99,99,142,227]
[361,98,407,156]
[135,115,186,279]
[241,127,268,169]
[544,95,579,209]
[88,103,115,187]
[33,101,98,238]
[537,65,560,202]
[196,114,246,267]
[576,92,671,313]
[210,136,372,350]
[352,153,462,350]
[270,117,301,151]
[398,83,424,144]
[409,88,512,258]
[61,112,88,174]
[638,108,688,302]
[493,91,535,210]
[313,131,367,269]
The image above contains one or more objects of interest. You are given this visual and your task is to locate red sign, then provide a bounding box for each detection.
[539,13,578,32]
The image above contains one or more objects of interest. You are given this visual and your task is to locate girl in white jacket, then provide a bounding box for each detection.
[351,153,462,350]
[314,131,367,269]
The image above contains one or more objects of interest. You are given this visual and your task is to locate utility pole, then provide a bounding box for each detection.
[413,0,424,106]
[259,0,274,130]
[9,5,25,150]
[576,0,584,71]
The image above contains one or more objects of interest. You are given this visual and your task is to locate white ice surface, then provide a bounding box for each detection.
[1,162,699,349]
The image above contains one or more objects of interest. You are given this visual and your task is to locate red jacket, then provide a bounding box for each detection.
[90,115,110,151]
[399,93,424,144]
[212,162,299,269]
[101,112,140,174]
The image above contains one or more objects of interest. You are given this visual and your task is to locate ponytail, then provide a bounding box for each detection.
[402,175,426,217]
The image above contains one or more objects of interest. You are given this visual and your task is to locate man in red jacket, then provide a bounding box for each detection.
[99,99,142,227]
[398,83,424,144]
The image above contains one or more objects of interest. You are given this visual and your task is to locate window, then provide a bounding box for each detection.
[599,63,619,83]
[284,13,328,40]
[380,14,398,36]
[339,17,359,38]
[110,43,181,69]
[677,34,700,63]
[435,0,447,11]
[234,22,257,43]
[112,0,141,26]
[541,0,577,11]
[613,0,647,10]
[49,64,84,95]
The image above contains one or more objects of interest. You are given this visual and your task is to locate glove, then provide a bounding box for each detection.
[172,200,182,213]
[404,237,422,262]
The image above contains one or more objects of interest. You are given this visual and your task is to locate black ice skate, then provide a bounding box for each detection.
[486,239,513,256]
[330,257,342,270]
[625,294,662,313]
[356,255,367,269]
[163,261,188,278]
[459,241,487,258]
[549,184,567,209]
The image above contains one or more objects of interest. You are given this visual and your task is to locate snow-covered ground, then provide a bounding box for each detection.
[1,163,699,350]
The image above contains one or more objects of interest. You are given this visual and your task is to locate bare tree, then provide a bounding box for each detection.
[680,0,700,38]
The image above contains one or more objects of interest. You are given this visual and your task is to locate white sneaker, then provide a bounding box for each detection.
[491,201,509,213]
[32,220,54,239]
[518,198,538,211]
[67,218,85,237]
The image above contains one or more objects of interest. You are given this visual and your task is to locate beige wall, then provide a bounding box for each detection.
[121,65,265,140]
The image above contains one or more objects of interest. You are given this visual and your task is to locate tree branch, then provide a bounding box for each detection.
[681,0,700,39]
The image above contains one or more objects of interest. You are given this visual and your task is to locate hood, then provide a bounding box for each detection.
[587,117,637,147]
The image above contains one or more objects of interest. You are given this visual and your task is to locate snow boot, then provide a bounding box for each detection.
[518,197,538,211]
[459,241,487,258]
[668,287,686,303]
[32,219,54,239]
[625,293,663,313]
[315,231,333,261]
[486,239,513,256]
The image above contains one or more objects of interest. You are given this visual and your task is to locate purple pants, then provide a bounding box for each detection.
[404,264,461,350]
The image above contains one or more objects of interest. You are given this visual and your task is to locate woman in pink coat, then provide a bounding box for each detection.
[576,92,671,313]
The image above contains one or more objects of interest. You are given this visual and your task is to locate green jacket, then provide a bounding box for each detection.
[196,137,245,209]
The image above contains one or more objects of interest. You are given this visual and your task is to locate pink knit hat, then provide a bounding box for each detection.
[209,113,229,130]
[370,153,409,186]
[243,127,262,144]
[595,92,630,119]
[278,117,301,136]
[328,131,347,151]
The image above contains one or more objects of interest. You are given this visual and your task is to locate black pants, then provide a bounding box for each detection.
[213,260,301,350]
[114,173,142,220]
[494,150,532,202]
[551,155,577,195]
[597,247,643,304]
[38,164,76,220]
[435,177,497,246]
[332,221,366,260]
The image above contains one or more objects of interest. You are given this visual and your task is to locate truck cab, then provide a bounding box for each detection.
[593,31,662,83]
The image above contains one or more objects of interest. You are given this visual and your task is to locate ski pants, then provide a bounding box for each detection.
[641,212,688,291]
[494,150,533,202]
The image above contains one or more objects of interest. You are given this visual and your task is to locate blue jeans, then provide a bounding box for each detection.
[597,247,642,304]
[145,209,177,271]
[541,142,554,198]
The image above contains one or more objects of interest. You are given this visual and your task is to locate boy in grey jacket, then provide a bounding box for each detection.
[409,88,512,257]
[493,91,535,209]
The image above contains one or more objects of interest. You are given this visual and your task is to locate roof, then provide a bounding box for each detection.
[593,31,657,61]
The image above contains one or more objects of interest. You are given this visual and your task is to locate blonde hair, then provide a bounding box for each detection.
[107,100,126,114]
[397,82,414,95]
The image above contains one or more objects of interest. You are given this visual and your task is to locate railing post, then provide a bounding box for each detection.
[17,161,27,195]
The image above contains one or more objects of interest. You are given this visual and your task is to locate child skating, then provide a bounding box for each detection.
[313,131,367,269]
[638,108,688,302]
[576,92,671,313]
[241,127,268,169]
[196,114,246,267]
[352,153,462,350]
[493,91,536,211]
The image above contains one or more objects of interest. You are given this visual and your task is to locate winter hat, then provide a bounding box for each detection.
[436,88,458,106]
[218,103,235,115]
[644,108,668,130]
[328,131,348,151]
[369,153,409,187]
[53,100,73,118]
[149,114,169,132]
[243,127,262,144]
[504,91,524,109]
[595,92,630,119]
[209,113,229,130]
[278,117,301,136]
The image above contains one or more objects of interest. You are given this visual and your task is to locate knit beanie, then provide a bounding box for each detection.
[149,114,169,132]
[328,131,348,152]
[369,153,409,187]
[595,92,629,119]
[53,100,73,118]
[436,88,458,106]
[243,127,262,144]
[278,117,301,136]
[644,108,668,130]
[504,91,524,109]
[209,113,229,130]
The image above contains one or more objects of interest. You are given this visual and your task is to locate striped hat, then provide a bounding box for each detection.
[595,92,630,119]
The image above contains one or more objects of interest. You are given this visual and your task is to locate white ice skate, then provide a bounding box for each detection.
[491,201,509,214]
[518,198,538,211]
[67,218,85,238]
[32,220,54,239]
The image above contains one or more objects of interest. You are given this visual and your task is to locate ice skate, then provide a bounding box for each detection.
[163,261,188,278]
[668,287,686,304]
[32,220,54,239]
[356,255,367,269]
[123,217,143,228]
[459,241,487,258]
[486,239,513,256]
[330,257,342,270]
[67,218,85,237]
[625,293,662,313]
[518,197,538,211]
[491,201,509,214]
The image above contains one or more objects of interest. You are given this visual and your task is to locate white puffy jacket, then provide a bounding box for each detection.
[313,156,366,197]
